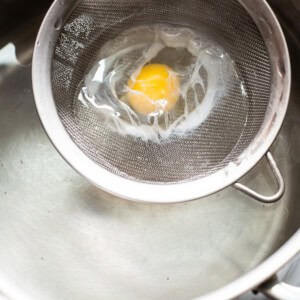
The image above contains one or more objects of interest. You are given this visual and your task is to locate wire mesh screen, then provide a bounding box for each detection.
[51,0,271,183]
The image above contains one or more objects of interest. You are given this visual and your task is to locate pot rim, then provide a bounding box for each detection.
[197,229,300,299]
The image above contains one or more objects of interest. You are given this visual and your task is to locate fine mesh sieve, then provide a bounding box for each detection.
[32,0,290,203]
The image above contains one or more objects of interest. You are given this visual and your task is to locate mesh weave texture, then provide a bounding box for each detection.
[52,0,271,183]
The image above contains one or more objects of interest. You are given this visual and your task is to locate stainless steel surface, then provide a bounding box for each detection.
[32,0,290,203]
[0,2,299,300]
[233,152,285,203]
[240,251,300,299]
[201,232,300,300]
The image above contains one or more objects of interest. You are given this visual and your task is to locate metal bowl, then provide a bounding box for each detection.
[0,1,299,299]
[32,0,291,203]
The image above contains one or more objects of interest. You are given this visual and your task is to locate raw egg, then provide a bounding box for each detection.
[127,64,180,115]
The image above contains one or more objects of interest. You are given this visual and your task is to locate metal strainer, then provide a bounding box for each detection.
[32,0,290,203]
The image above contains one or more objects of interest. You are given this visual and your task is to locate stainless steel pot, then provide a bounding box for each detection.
[0,1,299,299]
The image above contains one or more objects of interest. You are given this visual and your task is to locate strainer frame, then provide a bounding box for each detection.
[32,0,290,203]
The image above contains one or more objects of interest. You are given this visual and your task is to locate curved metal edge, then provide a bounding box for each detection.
[32,0,291,203]
[196,230,300,300]
[233,152,285,203]
[259,276,300,300]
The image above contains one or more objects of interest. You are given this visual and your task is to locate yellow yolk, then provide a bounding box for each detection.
[127,64,180,115]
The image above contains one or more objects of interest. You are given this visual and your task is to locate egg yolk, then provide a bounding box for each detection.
[127,64,180,115]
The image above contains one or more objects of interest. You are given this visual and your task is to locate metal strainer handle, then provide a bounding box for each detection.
[259,275,300,300]
[233,152,284,203]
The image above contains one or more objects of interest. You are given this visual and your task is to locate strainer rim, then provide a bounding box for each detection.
[32,0,291,203]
